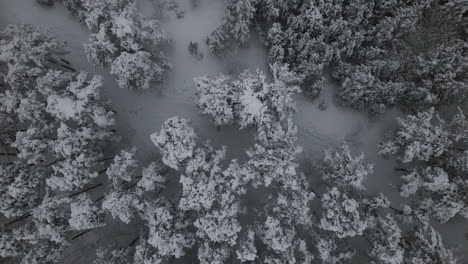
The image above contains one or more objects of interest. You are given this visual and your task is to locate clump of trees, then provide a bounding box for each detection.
[189,65,458,263]
[207,0,468,111]
[0,24,117,263]
[194,63,301,128]
[381,107,468,223]
[317,143,458,264]
[37,0,171,90]
[0,24,116,193]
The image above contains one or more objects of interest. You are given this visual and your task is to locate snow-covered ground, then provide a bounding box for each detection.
[1,0,466,262]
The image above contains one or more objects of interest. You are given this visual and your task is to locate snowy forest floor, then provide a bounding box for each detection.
[0,0,467,263]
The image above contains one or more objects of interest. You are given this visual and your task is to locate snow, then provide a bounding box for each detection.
[239,85,263,123]
[1,0,467,262]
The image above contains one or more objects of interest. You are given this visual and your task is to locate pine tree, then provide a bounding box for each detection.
[56,0,171,90]
[321,144,374,190]
[380,108,452,163]
[205,0,258,54]
[150,117,197,170]
[194,63,301,130]
[69,194,105,230]
[403,222,457,264]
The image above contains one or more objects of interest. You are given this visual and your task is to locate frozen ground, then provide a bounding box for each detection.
[1,0,466,262]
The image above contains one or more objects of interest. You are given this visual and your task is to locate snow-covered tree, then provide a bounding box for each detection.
[246,118,301,187]
[380,108,452,163]
[1,25,115,194]
[194,74,238,126]
[39,71,115,128]
[178,142,246,249]
[0,24,66,78]
[366,214,404,264]
[251,157,314,263]
[84,25,117,67]
[151,117,197,170]
[13,126,52,165]
[208,0,467,108]
[400,167,468,223]
[102,191,138,224]
[333,61,405,115]
[403,222,457,264]
[258,215,295,254]
[146,118,257,262]
[236,229,257,262]
[256,187,315,263]
[133,238,162,264]
[55,0,171,90]
[315,236,355,264]
[135,199,194,259]
[381,107,468,223]
[110,51,166,90]
[0,223,65,263]
[69,194,105,230]
[205,0,257,54]
[0,30,117,264]
[106,148,139,183]
[197,241,231,264]
[178,142,227,211]
[93,246,132,264]
[194,64,301,130]
[136,161,166,195]
[47,122,110,191]
[319,187,369,238]
[102,149,140,224]
[321,144,374,190]
[32,195,71,244]
[0,162,44,218]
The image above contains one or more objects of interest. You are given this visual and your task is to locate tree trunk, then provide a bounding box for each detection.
[98,167,108,175]
[124,181,139,191]
[128,236,140,247]
[70,229,92,241]
[60,58,71,64]
[61,64,76,72]
[310,187,321,199]
[68,183,103,198]
[98,157,115,162]
[105,108,118,114]
[7,212,31,226]
[389,206,403,214]
[395,167,410,173]
[0,129,27,134]
[0,153,17,156]
[44,158,64,167]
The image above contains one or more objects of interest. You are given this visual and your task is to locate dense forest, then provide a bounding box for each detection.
[0,0,467,263]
